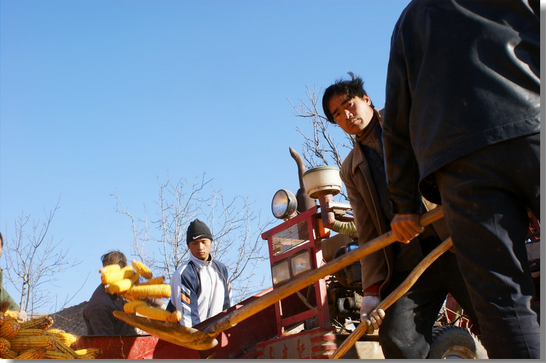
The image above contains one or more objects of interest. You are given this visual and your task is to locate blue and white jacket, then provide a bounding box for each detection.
[169,253,231,327]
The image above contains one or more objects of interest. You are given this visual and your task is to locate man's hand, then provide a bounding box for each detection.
[391,213,424,243]
[360,295,385,334]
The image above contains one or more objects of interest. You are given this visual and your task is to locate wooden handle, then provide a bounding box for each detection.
[330,237,453,359]
[204,207,445,336]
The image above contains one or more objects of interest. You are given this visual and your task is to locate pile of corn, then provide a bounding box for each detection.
[101,260,181,323]
[0,301,101,359]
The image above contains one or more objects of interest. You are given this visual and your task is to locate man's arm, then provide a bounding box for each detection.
[178,274,200,327]
[340,165,386,333]
[383,23,424,243]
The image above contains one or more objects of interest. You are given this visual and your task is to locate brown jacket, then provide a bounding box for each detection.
[340,110,449,299]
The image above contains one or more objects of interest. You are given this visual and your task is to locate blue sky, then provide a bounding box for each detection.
[1,0,412,313]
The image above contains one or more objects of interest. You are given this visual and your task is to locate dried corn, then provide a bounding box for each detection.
[137,276,165,285]
[15,346,48,359]
[4,310,20,320]
[44,350,73,359]
[15,328,45,337]
[124,284,171,299]
[75,353,95,359]
[123,300,148,314]
[167,310,182,323]
[0,349,18,359]
[46,329,77,346]
[135,305,172,321]
[74,348,102,358]
[99,263,121,274]
[105,278,135,294]
[131,260,153,279]
[54,338,77,358]
[101,266,136,284]
[0,337,10,355]
[9,336,57,351]
[0,318,20,339]
[20,316,54,330]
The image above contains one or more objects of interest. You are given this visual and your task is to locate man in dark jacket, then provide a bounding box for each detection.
[83,251,137,336]
[382,0,540,358]
[322,73,478,359]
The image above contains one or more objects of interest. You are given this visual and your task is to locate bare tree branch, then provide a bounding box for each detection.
[4,197,82,314]
[288,84,353,201]
[112,172,273,303]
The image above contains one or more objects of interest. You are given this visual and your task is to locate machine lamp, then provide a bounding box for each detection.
[271,189,298,220]
[271,250,312,287]
[291,250,312,276]
[271,260,291,286]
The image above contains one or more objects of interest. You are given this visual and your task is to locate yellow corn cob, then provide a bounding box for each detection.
[54,338,77,358]
[45,329,78,346]
[15,328,45,337]
[15,346,48,359]
[105,278,136,294]
[99,263,121,274]
[74,348,102,358]
[167,310,182,323]
[0,349,18,359]
[123,300,148,314]
[44,350,73,359]
[137,276,165,285]
[131,260,153,279]
[0,318,20,339]
[0,337,10,355]
[75,353,95,359]
[4,310,20,320]
[19,316,54,330]
[124,284,171,299]
[9,336,57,351]
[101,266,136,284]
[0,301,10,314]
[135,305,172,321]
[0,314,5,327]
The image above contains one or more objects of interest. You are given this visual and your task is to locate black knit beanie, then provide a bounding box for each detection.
[186,219,213,245]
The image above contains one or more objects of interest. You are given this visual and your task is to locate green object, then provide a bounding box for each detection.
[0,268,20,311]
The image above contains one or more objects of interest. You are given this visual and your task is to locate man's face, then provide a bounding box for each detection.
[189,238,212,261]
[328,93,374,136]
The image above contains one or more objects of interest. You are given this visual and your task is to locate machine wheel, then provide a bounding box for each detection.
[429,325,488,359]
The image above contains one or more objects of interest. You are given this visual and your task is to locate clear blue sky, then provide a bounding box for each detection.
[1,0,412,313]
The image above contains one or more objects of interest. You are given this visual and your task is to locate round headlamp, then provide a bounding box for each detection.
[271,189,298,220]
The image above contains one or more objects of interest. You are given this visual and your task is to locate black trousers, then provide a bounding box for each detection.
[378,250,478,359]
[435,133,540,359]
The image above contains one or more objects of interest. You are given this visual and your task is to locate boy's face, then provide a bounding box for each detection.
[328,93,374,136]
[189,238,212,261]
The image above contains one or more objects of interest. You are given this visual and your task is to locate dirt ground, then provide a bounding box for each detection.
[49,301,89,336]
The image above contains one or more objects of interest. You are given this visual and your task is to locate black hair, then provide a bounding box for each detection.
[0,232,3,248]
[101,250,127,268]
[322,72,375,124]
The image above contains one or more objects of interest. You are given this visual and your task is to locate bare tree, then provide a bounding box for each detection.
[112,172,273,303]
[288,84,353,201]
[4,198,82,314]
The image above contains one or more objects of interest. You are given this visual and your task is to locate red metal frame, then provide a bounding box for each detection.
[261,206,331,336]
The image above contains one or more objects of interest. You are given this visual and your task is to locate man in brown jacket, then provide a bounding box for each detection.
[322,73,479,359]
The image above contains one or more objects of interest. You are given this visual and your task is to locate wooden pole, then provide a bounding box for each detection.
[203,207,445,336]
[330,237,453,359]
